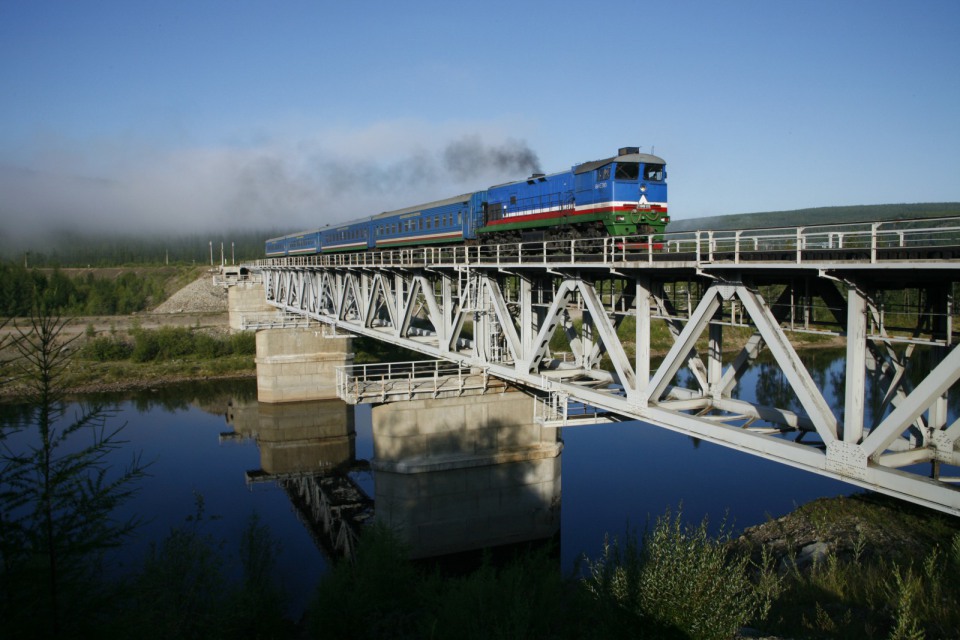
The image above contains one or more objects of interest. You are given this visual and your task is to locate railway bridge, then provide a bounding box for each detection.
[239,217,960,516]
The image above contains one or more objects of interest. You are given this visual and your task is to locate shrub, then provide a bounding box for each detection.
[82,335,134,361]
[132,327,199,361]
[583,507,778,640]
[228,331,256,356]
[192,332,226,359]
[130,329,161,362]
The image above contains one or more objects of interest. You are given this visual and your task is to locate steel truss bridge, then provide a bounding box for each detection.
[251,217,960,516]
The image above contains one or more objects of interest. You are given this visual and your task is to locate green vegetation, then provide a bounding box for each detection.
[583,510,779,640]
[53,326,258,391]
[129,500,294,640]
[305,498,960,640]
[739,495,960,639]
[0,262,177,316]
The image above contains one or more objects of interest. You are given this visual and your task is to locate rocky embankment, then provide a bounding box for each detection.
[152,273,228,314]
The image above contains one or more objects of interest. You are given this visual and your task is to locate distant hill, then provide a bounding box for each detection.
[668,203,960,232]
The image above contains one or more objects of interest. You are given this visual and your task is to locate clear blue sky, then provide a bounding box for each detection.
[1,0,958,239]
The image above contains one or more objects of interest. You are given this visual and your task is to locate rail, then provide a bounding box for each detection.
[213,273,263,287]
[534,390,614,427]
[241,311,316,330]
[252,216,960,270]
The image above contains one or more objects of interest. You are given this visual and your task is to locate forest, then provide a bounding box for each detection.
[2,203,958,268]
[0,263,171,316]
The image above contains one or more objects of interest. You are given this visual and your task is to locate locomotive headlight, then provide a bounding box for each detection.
[640,184,647,193]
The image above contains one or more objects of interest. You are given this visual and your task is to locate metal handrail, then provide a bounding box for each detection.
[252,216,960,270]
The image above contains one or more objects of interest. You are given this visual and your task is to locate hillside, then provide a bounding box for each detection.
[668,202,960,232]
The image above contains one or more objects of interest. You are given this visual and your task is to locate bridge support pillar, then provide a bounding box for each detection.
[228,282,275,331]
[371,391,561,558]
[255,328,353,403]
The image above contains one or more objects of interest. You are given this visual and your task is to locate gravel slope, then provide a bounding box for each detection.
[153,274,228,314]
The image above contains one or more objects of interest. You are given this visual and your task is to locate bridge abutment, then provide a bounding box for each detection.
[255,328,353,403]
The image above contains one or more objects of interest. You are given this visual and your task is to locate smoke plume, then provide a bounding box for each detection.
[443,136,541,181]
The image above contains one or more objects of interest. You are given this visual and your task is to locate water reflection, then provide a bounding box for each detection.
[220,391,561,562]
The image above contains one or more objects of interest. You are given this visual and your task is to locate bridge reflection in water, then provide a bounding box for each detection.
[224,392,561,561]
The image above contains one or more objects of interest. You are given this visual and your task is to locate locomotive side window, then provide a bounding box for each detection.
[644,164,665,181]
[615,162,639,181]
[597,166,611,181]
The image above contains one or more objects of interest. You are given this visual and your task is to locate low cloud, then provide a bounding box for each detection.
[0,126,541,247]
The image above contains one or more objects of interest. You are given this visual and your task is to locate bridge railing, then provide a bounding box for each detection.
[666,218,960,264]
[251,216,960,269]
[335,359,500,404]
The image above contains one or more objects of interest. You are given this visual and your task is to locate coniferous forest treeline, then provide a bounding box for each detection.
[0,263,170,316]
[0,229,297,268]
[1,203,958,268]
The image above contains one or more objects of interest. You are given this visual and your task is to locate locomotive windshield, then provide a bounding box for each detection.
[614,162,639,180]
[644,164,665,181]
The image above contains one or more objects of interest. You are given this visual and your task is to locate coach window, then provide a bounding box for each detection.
[615,162,639,181]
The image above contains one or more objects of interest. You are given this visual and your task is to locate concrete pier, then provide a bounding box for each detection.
[371,391,562,558]
[255,329,353,403]
[227,281,275,331]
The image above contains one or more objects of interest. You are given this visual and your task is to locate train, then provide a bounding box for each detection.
[265,146,668,257]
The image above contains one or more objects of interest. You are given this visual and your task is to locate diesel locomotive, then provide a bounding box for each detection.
[265,146,668,257]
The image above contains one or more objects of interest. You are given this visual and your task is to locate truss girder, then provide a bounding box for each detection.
[256,261,960,516]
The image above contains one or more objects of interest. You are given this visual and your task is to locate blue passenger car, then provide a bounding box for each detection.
[265,234,289,258]
[265,229,322,257]
[321,219,372,253]
[370,193,485,249]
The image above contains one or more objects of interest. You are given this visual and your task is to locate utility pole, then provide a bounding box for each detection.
[209,241,213,267]
[231,241,235,265]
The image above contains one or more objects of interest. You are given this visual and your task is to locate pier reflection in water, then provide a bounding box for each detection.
[223,390,561,562]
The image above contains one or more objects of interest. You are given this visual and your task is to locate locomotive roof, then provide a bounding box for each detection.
[574,152,666,175]
[373,192,473,219]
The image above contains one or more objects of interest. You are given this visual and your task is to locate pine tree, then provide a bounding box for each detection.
[0,306,147,638]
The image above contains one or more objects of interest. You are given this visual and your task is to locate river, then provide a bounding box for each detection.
[1,348,921,615]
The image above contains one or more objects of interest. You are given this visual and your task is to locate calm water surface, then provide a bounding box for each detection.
[9,349,934,613]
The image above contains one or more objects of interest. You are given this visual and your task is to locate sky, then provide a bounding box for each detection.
[1,0,958,243]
